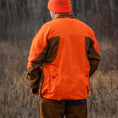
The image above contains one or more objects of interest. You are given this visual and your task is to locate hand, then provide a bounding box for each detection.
[31,88,39,95]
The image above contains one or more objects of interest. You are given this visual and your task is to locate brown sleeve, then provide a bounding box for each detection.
[85,37,101,77]
[26,66,42,89]
[26,36,60,89]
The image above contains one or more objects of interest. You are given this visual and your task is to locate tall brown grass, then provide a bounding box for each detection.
[0,39,117,118]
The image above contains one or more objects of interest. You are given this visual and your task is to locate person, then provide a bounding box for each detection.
[26,0,101,117]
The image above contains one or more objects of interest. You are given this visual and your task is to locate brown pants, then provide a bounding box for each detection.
[40,98,87,118]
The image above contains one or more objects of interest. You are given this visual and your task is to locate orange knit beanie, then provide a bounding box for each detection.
[48,0,72,14]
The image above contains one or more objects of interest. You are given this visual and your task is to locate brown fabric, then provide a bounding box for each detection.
[39,69,44,95]
[65,101,87,118]
[26,66,41,89]
[85,37,100,77]
[31,36,60,66]
[40,98,65,118]
[26,37,60,89]
[39,98,87,118]
[55,14,75,19]
[44,37,60,65]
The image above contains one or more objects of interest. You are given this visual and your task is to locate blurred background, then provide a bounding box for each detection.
[0,0,118,118]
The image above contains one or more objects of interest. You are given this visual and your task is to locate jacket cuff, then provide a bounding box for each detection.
[30,83,39,89]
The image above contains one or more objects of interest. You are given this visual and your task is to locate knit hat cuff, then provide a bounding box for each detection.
[48,2,71,14]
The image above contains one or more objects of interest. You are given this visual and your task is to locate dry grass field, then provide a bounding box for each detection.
[0,38,118,118]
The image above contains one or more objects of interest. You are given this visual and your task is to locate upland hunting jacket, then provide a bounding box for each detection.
[26,14,100,101]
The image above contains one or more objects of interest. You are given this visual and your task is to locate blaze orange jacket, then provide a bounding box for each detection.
[26,14,100,101]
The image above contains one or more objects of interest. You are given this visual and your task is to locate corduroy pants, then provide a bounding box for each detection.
[39,97,87,118]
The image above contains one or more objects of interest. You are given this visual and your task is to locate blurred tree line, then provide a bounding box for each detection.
[0,0,118,41]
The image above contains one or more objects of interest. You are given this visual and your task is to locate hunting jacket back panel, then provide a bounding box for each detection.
[26,14,100,101]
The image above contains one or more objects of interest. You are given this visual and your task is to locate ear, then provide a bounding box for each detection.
[50,11,55,19]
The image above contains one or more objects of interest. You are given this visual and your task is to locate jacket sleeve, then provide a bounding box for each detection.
[85,32,101,77]
[26,27,48,89]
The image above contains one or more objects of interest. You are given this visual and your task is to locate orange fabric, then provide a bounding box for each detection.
[28,25,50,67]
[48,0,71,14]
[28,17,100,101]
[35,93,39,96]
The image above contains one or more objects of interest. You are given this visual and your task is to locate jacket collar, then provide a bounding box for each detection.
[55,14,76,19]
